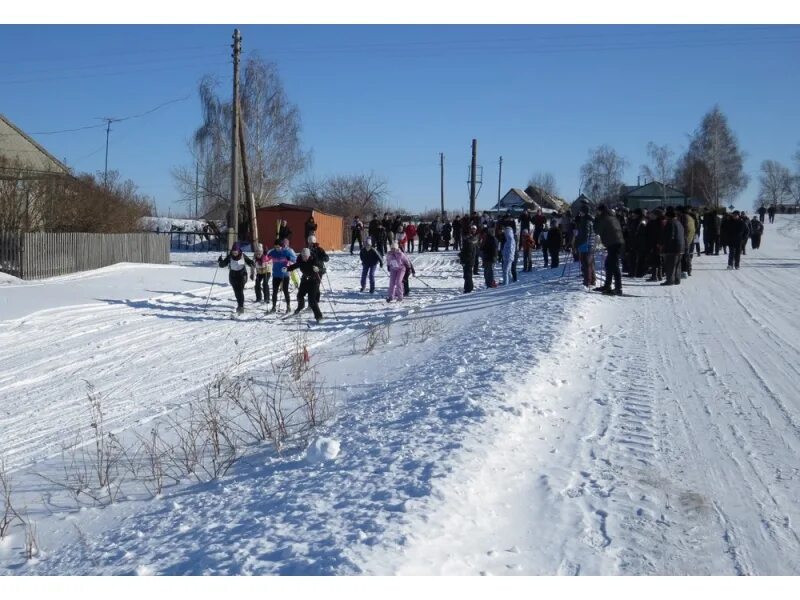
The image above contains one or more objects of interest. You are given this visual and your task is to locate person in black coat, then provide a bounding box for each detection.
[217,242,255,314]
[750,217,764,249]
[278,219,292,243]
[545,221,562,269]
[287,248,324,321]
[480,228,498,288]
[459,227,479,293]
[660,207,686,286]
[724,211,748,269]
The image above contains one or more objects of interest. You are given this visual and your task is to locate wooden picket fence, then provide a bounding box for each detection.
[0,232,169,280]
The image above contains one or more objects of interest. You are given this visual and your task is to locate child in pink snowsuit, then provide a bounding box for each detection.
[386,243,411,302]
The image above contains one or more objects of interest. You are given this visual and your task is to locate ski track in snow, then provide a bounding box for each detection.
[3,218,800,574]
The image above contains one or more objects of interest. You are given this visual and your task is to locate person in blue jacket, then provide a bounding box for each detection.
[267,238,297,313]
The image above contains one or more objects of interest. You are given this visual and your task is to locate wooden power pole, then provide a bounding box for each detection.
[469,139,477,215]
[228,28,242,251]
[440,152,445,217]
[497,156,503,204]
[238,110,259,251]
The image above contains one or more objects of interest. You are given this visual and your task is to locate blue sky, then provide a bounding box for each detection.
[1,24,798,215]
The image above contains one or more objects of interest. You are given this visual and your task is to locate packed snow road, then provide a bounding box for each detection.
[1,217,799,575]
[357,215,800,575]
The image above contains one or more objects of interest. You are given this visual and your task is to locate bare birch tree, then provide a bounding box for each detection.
[579,145,628,204]
[173,56,308,218]
[756,160,792,210]
[641,142,675,206]
[527,172,558,197]
[685,105,748,209]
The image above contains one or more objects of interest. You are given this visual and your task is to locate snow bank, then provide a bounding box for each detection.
[0,271,21,285]
[305,438,341,463]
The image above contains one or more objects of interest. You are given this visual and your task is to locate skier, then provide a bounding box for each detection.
[359,238,383,293]
[267,238,296,313]
[402,259,416,297]
[385,241,412,302]
[308,234,329,306]
[287,248,324,322]
[217,242,255,315]
[501,226,516,285]
[252,243,271,303]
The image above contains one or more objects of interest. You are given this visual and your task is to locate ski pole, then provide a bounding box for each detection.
[323,272,339,321]
[414,273,435,290]
[205,261,221,311]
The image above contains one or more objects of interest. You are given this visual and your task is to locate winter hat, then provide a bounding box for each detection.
[231,243,241,253]
[308,235,317,244]
[365,238,373,247]
[254,243,263,254]
[391,241,399,250]
[301,248,311,259]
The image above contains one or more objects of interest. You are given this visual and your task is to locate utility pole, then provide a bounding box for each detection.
[469,139,477,215]
[238,111,259,250]
[103,118,114,188]
[497,156,503,204]
[440,152,445,217]
[228,28,242,251]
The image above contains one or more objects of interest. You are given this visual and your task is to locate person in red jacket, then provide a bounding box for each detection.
[520,229,535,272]
[404,222,418,253]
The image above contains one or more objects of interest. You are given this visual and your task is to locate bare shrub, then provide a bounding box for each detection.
[135,425,175,497]
[356,321,392,354]
[165,404,206,481]
[15,509,39,560]
[197,376,241,480]
[0,455,18,539]
[403,317,444,346]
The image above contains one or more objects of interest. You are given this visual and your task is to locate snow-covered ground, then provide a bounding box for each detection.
[1,217,799,575]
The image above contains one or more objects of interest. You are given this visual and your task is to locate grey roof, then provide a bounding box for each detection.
[493,188,542,211]
[0,113,70,178]
[621,181,686,199]
[524,185,569,211]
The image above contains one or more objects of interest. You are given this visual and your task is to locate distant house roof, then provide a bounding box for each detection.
[492,188,542,212]
[621,181,687,201]
[0,113,70,180]
[523,185,569,212]
[570,193,597,214]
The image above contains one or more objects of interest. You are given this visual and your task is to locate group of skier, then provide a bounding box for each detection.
[217,203,771,317]
[217,234,329,322]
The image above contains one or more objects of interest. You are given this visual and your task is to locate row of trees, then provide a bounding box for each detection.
[578,106,751,210]
[172,58,796,222]
[1,157,153,233]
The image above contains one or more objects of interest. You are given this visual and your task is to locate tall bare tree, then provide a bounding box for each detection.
[685,105,748,209]
[791,143,800,206]
[579,145,627,204]
[173,56,308,219]
[756,159,792,210]
[527,172,558,197]
[640,142,675,206]
[293,173,389,218]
